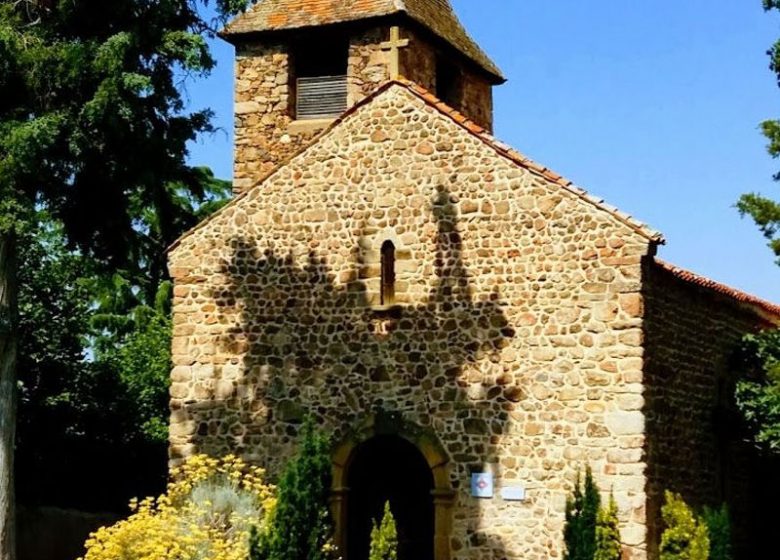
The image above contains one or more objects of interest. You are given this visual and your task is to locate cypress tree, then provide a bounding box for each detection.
[701,504,732,560]
[369,501,399,560]
[564,466,601,560]
[251,417,336,560]
[660,492,710,560]
[594,494,622,560]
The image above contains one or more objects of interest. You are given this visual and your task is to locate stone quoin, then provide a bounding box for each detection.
[167,1,780,559]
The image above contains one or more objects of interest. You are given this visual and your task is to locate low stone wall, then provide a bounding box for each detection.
[17,506,118,560]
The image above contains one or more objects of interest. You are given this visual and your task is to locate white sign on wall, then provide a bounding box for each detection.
[500,486,527,502]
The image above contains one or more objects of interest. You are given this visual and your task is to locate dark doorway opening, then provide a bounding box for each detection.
[347,436,434,560]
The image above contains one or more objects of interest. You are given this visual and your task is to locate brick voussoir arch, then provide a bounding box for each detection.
[331,412,456,560]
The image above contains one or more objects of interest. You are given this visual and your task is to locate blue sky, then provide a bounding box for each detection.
[187,0,780,302]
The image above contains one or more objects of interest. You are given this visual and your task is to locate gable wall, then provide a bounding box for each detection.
[642,264,780,559]
[170,86,654,560]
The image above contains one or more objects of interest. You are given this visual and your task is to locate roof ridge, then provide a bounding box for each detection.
[654,259,780,321]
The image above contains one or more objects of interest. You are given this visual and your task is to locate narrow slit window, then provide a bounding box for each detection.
[381,241,396,306]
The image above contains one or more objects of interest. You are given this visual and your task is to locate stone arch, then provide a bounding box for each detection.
[331,413,455,560]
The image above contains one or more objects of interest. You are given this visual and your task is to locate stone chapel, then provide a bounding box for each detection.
[167,1,780,559]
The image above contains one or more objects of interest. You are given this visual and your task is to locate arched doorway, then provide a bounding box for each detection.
[331,414,455,560]
[347,436,434,560]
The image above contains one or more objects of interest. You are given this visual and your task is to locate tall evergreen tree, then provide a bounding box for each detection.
[594,495,622,560]
[252,418,336,560]
[660,492,710,560]
[0,1,248,557]
[564,466,601,560]
[732,2,780,458]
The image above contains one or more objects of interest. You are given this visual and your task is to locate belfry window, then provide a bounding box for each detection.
[435,56,461,107]
[292,37,348,120]
[380,241,396,306]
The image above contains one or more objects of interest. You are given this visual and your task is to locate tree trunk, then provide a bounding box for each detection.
[0,232,17,560]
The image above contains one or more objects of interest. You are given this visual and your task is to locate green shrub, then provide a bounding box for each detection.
[369,502,398,560]
[250,417,337,560]
[564,466,601,560]
[701,504,732,560]
[595,494,622,560]
[660,492,710,560]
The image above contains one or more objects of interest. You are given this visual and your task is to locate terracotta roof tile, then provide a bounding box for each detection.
[655,259,780,321]
[222,0,504,81]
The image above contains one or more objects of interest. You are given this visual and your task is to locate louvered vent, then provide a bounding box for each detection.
[296,75,348,120]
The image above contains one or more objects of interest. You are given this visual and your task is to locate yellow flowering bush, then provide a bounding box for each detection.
[80,455,276,560]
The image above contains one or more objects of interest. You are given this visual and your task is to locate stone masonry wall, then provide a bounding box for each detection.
[347,26,391,105]
[642,263,777,558]
[233,27,392,196]
[233,41,294,196]
[169,85,654,560]
[400,27,494,132]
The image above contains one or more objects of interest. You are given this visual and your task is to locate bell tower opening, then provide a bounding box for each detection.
[436,56,462,108]
[346,435,434,560]
[291,34,349,120]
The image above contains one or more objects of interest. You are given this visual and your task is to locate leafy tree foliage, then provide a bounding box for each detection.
[0,0,245,539]
[251,418,337,560]
[17,214,94,434]
[369,502,399,560]
[735,330,780,452]
[94,297,173,443]
[564,466,601,560]
[15,186,230,511]
[660,492,710,560]
[14,212,159,510]
[738,1,780,263]
[594,495,622,560]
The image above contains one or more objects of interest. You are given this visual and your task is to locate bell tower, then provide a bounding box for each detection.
[221,0,505,195]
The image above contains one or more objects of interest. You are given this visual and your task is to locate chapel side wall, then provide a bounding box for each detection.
[642,263,776,559]
[169,87,653,560]
[458,69,493,133]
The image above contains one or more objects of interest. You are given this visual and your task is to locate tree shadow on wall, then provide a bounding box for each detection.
[184,185,518,557]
